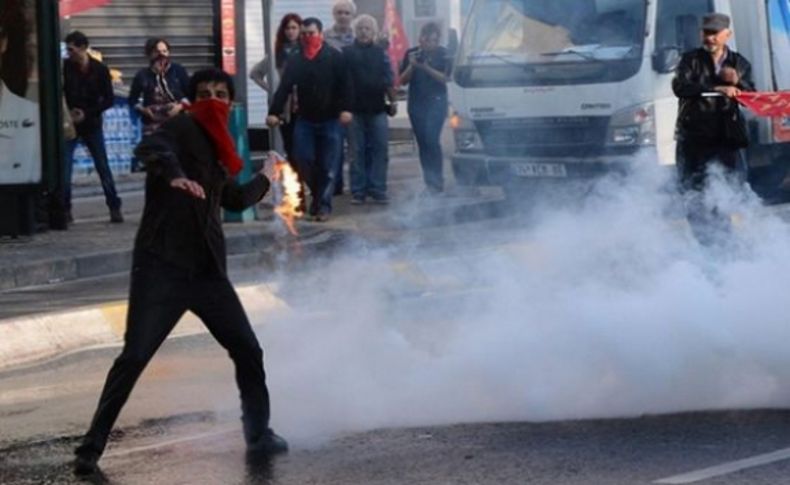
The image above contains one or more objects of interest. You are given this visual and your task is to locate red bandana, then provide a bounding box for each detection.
[301,34,324,60]
[188,99,243,176]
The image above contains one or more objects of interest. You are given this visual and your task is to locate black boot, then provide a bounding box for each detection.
[73,450,100,477]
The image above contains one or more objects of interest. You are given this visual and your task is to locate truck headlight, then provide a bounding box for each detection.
[606,103,656,147]
[450,113,483,152]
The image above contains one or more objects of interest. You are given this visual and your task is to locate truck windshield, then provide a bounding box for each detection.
[455,0,648,87]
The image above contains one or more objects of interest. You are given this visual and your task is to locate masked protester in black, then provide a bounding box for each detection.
[672,13,755,246]
[73,69,287,478]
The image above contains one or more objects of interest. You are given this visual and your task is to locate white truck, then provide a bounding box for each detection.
[449,0,790,196]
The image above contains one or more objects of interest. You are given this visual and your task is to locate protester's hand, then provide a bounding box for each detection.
[386,102,398,117]
[71,108,85,124]
[720,67,740,86]
[266,115,281,127]
[339,111,353,125]
[167,103,183,117]
[170,177,206,199]
[715,85,741,98]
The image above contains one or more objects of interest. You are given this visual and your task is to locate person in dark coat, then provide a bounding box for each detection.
[128,37,190,137]
[672,13,755,245]
[267,17,353,221]
[343,14,397,204]
[63,31,123,223]
[73,68,287,478]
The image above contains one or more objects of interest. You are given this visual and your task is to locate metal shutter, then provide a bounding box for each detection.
[65,0,217,92]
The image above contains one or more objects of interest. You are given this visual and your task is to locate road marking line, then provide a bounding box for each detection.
[104,426,238,459]
[654,446,790,484]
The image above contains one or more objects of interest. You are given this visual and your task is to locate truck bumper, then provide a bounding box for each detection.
[451,152,638,187]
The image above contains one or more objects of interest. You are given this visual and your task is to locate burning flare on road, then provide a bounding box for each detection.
[270,151,303,235]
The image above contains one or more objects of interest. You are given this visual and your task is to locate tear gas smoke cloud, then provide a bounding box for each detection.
[247,157,790,447]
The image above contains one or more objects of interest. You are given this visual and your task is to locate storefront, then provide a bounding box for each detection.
[0,0,61,236]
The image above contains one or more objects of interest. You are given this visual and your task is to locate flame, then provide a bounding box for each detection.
[270,151,303,235]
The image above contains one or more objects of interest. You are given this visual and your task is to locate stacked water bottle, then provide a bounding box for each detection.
[72,97,142,176]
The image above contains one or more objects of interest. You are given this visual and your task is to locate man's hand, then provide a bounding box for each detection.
[386,102,398,117]
[408,51,423,68]
[139,107,154,120]
[715,85,741,99]
[266,115,281,127]
[70,108,85,124]
[170,177,206,199]
[339,111,353,125]
[720,67,740,86]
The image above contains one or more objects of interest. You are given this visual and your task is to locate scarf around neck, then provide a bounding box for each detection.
[188,99,243,176]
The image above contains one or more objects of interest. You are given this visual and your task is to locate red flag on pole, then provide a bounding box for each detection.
[384,0,409,86]
[736,91,790,117]
[60,0,111,17]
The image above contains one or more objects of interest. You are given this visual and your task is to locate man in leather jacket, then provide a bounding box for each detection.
[672,13,755,246]
[73,69,287,478]
[672,12,755,192]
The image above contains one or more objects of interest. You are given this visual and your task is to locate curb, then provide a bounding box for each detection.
[0,230,281,292]
[0,283,288,371]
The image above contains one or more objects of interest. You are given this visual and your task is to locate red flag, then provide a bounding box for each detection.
[60,0,111,17]
[736,91,790,117]
[384,0,409,86]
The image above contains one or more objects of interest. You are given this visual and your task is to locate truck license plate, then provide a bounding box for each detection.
[512,162,567,178]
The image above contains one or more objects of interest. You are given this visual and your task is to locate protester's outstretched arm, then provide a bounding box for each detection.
[221,172,271,211]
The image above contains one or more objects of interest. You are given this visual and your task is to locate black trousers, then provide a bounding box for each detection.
[76,252,271,457]
[676,141,747,246]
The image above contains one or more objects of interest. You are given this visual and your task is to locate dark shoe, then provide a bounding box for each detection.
[247,429,289,455]
[350,196,365,205]
[73,451,100,477]
[109,208,124,223]
[315,213,330,222]
[370,195,389,205]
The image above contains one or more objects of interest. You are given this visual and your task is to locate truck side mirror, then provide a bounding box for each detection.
[652,46,681,73]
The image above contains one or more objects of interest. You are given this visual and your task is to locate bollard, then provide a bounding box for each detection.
[224,102,256,222]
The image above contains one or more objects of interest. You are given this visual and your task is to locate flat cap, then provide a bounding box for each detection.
[701,13,731,32]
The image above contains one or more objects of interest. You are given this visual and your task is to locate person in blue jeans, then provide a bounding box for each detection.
[63,31,123,223]
[267,17,353,221]
[399,22,452,195]
[343,15,397,204]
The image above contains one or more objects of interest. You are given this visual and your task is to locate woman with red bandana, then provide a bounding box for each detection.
[267,17,353,222]
[73,69,287,478]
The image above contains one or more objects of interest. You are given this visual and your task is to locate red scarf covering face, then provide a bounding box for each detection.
[301,34,324,60]
[188,99,243,176]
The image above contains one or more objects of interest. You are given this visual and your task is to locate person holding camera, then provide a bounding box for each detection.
[343,14,397,204]
[399,22,452,196]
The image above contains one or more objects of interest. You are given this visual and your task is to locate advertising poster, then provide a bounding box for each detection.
[0,0,41,184]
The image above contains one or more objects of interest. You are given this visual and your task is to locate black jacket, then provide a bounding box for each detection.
[133,113,270,276]
[63,57,114,135]
[343,41,393,114]
[672,47,755,146]
[128,62,190,111]
[269,44,352,122]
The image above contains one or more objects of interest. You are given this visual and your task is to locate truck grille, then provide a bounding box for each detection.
[475,117,612,157]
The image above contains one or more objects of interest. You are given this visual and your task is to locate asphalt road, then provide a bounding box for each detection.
[4,162,790,484]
